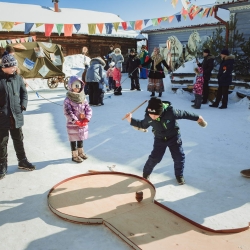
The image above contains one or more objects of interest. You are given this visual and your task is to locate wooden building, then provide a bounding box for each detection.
[0,2,141,59]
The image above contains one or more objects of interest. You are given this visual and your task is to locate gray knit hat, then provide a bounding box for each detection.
[1,54,18,68]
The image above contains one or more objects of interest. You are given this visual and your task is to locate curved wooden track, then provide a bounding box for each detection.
[48,172,250,250]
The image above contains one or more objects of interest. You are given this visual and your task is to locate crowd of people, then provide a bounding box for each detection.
[0,44,249,182]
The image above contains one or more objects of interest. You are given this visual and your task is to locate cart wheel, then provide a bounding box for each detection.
[47,77,59,89]
[64,76,70,90]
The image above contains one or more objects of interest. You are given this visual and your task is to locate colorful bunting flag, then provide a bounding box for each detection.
[144,19,150,26]
[88,24,96,35]
[113,22,120,32]
[56,24,63,36]
[2,22,14,31]
[158,18,162,24]
[176,14,181,22]
[45,24,54,37]
[24,23,34,34]
[168,16,174,23]
[162,17,168,21]
[36,23,43,28]
[135,20,143,30]
[74,24,81,33]
[64,24,73,36]
[151,18,158,26]
[121,22,128,30]
[105,23,113,34]
[97,23,104,33]
[1,40,7,48]
[171,0,178,8]
[129,21,135,29]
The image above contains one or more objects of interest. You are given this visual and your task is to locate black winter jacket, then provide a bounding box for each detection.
[0,69,28,129]
[142,58,169,79]
[217,55,235,87]
[130,101,199,140]
[126,54,141,77]
[198,54,214,81]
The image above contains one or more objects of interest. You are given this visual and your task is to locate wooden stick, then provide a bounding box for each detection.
[122,100,148,120]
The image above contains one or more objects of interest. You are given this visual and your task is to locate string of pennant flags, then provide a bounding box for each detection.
[0,4,215,39]
[0,36,36,48]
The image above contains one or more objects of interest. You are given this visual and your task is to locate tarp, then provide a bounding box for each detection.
[12,42,65,79]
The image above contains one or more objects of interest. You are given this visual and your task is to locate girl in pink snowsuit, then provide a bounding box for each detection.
[192,67,204,109]
[64,76,92,163]
[113,67,122,95]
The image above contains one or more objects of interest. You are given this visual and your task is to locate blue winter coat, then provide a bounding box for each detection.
[0,69,28,129]
[217,55,235,86]
[130,101,199,140]
[85,57,106,83]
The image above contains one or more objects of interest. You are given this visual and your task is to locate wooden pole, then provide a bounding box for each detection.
[122,100,148,120]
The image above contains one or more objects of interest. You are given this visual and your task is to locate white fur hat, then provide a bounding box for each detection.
[109,62,115,67]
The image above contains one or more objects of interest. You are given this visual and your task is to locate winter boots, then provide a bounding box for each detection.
[176,176,185,185]
[72,148,88,163]
[0,161,7,179]
[240,169,250,178]
[18,158,36,171]
[150,92,155,97]
[72,150,83,163]
[78,148,88,160]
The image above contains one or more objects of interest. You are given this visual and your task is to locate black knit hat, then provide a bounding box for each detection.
[130,48,136,53]
[220,49,229,56]
[203,48,210,54]
[147,97,163,115]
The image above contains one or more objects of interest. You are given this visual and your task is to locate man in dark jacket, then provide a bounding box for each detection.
[209,49,235,109]
[196,48,215,104]
[0,54,35,179]
[126,97,206,185]
[126,48,141,91]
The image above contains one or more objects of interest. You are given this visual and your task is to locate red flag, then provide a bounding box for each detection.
[45,24,54,37]
[121,22,128,30]
[135,20,143,30]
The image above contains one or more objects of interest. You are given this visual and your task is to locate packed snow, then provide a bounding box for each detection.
[1,55,250,250]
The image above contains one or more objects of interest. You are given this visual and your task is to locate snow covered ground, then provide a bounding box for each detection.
[0,61,250,249]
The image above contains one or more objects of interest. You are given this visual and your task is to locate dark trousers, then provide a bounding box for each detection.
[88,82,99,105]
[108,77,114,90]
[98,89,104,104]
[130,76,140,90]
[202,79,209,103]
[70,141,83,151]
[214,85,229,107]
[143,135,185,177]
[0,128,26,163]
[194,94,202,109]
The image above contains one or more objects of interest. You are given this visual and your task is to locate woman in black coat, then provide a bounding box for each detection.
[141,47,170,97]
[209,49,235,109]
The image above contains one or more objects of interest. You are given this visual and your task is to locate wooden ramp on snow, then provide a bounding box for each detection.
[47,172,250,250]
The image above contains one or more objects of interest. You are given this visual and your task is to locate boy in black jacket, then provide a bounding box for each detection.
[126,97,206,185]
[0,54,35,179]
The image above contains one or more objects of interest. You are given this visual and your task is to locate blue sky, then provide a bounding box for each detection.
[1,0,216,21]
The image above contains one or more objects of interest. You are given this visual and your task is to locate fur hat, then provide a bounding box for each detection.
[147,97,163,116]
[109,62,115,67]
[1,54,18,68]
[221,49,229,56]
[130,48,136,53]
[203,48,210,54]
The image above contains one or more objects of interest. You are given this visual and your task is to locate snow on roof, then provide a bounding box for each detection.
[0,2,139,38]
[215,0,248,4]
[142,8,229,33]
